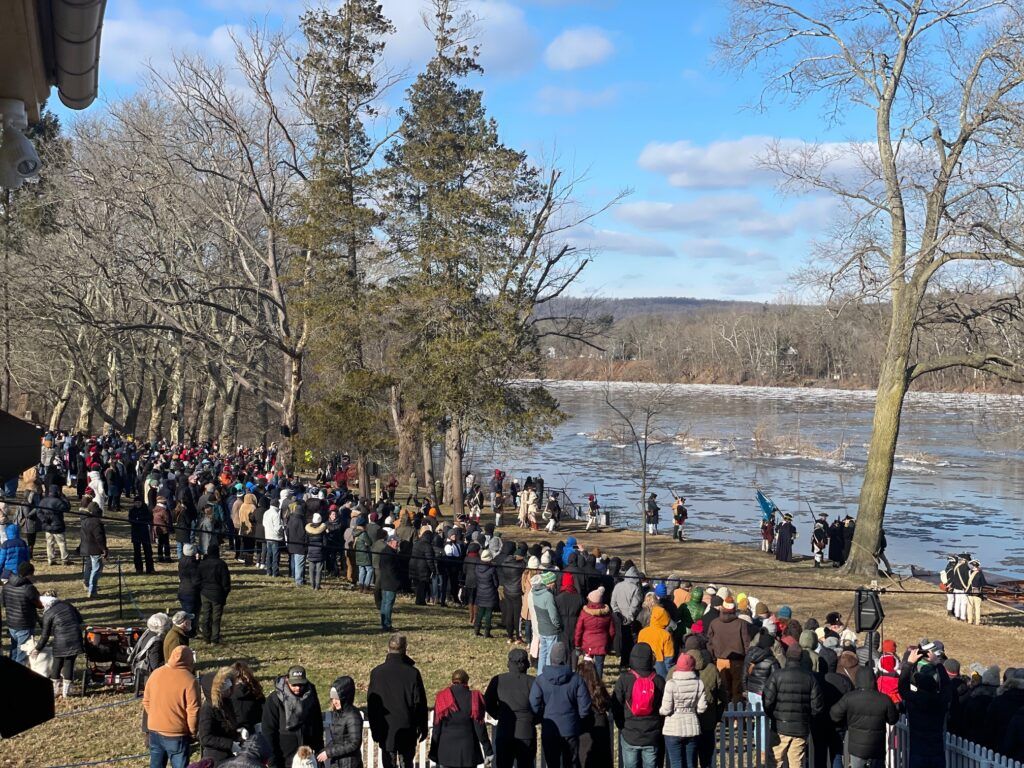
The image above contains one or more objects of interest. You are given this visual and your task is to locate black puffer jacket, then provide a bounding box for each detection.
[0,574,40,630]
[830,668,898,759]
[983,681,1024,751]
[611,644,666,747]
[79,505,107,556]
[36,490,69,534]
[409,535,435,581]
[198,550,232,604]
[36,600,84,657]
[305,523,327,563]
[763,657,823,737]
[325,677,363,768]
[742,639,779,695]
[475,561,500,609]
[898,662,952,764]
[286,512,307,555]
[484,649,537,743]
[500,556,525,598]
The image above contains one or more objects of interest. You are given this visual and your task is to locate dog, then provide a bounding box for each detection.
[292,745,317,768]
[21,639,55,678]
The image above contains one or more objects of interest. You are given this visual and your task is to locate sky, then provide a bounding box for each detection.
[77,0,879,301]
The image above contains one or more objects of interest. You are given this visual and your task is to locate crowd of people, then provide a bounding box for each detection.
[0,431,1021,768]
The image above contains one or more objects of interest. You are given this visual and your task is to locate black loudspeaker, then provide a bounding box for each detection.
[853,588,885,632]
[0,409,42,483]
[0,656,56,737]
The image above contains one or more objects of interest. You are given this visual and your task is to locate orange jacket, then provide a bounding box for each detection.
[637,605,675,662]
[143,645,200,737]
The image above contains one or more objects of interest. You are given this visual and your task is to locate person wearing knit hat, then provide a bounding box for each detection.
[531,571,562,674]
[654,581,668,599]
[736,596,750,614]
[661,650,705,767]
[540,550,552,568]
[541,571,557,586]
[527,555,541,570]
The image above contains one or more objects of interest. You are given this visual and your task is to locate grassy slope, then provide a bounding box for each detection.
[3,516,1021,768]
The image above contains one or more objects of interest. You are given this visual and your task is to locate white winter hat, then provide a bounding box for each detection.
[312,513,323,525]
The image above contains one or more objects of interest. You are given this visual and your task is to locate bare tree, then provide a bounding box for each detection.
[718,0,1024,574]
[603,380,674,572]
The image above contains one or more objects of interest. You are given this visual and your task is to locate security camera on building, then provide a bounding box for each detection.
[0,99,42,190]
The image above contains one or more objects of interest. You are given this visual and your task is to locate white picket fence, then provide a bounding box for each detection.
[336,705,1022,768]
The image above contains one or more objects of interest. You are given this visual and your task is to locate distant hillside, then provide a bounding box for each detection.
[540,296,764,321]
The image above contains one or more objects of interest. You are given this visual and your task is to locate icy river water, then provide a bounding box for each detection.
[471,381,1024,578]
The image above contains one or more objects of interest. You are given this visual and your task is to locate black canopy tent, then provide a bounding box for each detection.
[0,409,41,483]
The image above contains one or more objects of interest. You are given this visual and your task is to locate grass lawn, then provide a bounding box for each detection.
[2,514,1021,767]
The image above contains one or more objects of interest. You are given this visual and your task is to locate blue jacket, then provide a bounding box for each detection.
[529,665,591,737]
[563,537,578,567]
[0,524,29,579]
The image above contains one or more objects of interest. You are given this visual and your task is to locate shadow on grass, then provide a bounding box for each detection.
[981,611,1024,628]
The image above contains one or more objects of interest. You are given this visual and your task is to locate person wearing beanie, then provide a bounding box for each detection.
[197,544,231,644]
[529,641,591,768]
[533,571,562,674]
[799,630,822,674]
[637,605,676,677]
[706,600,751,703]
[485,649,537,768]
[763,643,823,768]
[556,573,584,655]
[304,512,328,590]
[660,651,707,768]
[320,676,363,768]
[575,587,615,677]
[128,612,171,684]
[611,643,666,766]
[475,549,500,638]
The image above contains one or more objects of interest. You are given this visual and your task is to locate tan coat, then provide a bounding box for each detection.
[143,646,200,737]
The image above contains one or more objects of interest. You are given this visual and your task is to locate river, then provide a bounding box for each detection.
[469,381,1024,578]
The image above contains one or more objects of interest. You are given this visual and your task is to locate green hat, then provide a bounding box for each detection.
[541,571,557,586]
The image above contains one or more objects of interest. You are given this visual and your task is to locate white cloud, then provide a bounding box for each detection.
[617,195,835,240]
[681,239,777,266]
[543,26,614,71]
[637,136,866,190]
[535,85,618,115]
[380,0,538,75]
[565,225,676,259]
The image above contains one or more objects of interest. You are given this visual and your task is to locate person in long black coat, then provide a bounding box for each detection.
[829,668,898,766]
[430,670,492,768]
[367,635,429,768]
[775,516,797,563]
[555,574,583,657]
[474,552,500,637]
[35,595,84,697]
[410,530,435,606]
[827,520,845,567]
[484,649,537,768]
[898,651,952,768]
[321,676,364,768]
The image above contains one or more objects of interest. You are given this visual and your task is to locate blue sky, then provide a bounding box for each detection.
[81,0,877,301]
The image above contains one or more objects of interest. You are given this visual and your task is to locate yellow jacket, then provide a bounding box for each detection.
[637,605,675,662]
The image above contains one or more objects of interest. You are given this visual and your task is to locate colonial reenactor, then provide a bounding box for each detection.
[811,513,829,568]
[775,513,797,562]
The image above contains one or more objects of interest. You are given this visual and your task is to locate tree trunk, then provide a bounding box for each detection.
[357,457,371,502]
[444,418,465,515]
[389,386,417,479]
[75,393,92,433]
[169,352,186,444]
[220,382,241,449]
[122,391,142,437]
[102,351,119,430]
[147,380,169,442]
[278,353,303,473]
[199,384,218,443]
[48,374,75,431]
[848,311,914,576]
[420,430,436,500]
[640,476,647,575]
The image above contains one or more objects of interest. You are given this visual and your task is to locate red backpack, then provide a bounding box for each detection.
[629,671,656,716]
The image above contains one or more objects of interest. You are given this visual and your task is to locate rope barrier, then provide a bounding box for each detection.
[45,753,148,768]
[0,496,977,596]
[55,696,138,719]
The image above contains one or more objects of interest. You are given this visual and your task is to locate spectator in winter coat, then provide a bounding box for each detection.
[485,649,537,768]
[319,676,363,768]
[533,572,562,674]
[555,573,584,655]
[474,550,500,637]
[612,643,666,768]
[830,667,898,768]
[128,500,155,574]
[689,649,727,768]
[79,502,107,598]
[152,501,172,563]
[200,665,249,765]
[0,522,29,580]
[367,634,429,768]
[262,502,283,577]
[198,545,231,644]
[37,485,71,565]
[660,653,707,768]
[163,611,192,673]
[1,561,41,664]
[410,529,436,605]
[144,646,201,768]
[742,629,780,712]
[304,514,327,590]
[177,544,202,619]
[706,601,751,703]
[983,674,1024,752]
[763,644,824,768]
[611,565,643,667]
[898,650,952,768]
[574,587,615,677]
[958,666,1000,745]
[500,547,526,642]
[637,605,675,678]
[530,641,592,768]
[286,503,308,586]
[35,592,84,698]
[261,666,324,768]
[430,669,492,768]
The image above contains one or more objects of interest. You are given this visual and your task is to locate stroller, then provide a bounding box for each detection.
[81,625,144,694]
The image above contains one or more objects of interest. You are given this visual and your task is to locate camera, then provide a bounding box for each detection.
[0,100,41,190]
